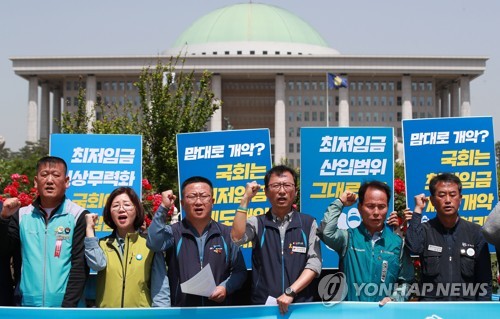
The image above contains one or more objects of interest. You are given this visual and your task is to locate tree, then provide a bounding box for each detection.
[60,57,219,194]
[137,59,218,192]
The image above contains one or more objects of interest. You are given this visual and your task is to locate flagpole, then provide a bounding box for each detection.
[326,72,329,127]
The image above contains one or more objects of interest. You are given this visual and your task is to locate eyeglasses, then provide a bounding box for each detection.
[267,182,295,191]
[110,203,135,212]
[184,193,212,203]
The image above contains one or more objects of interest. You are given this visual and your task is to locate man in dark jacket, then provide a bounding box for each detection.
[231,165,321,314]
[405,173,492,301]
[147,176,247,307]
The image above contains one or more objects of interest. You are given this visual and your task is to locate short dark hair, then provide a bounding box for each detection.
[36,156,68,175]
[264,165,298,188]
[181,176,213,194]
[102,187,144,231]
[358,181,391,204]
[429,173,462,196]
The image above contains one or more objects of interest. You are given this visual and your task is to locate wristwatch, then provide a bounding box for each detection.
[285,287,297,298]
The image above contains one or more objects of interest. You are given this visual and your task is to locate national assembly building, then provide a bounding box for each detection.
[10,3,487,165]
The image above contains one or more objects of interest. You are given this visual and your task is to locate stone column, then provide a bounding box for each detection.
[52,88,62,133]
[338,75,349,127]
[274,74,286,163]
[27,76,39,143]
[86,75,97,132]
[440,87,450,117]
[40,82,50,142]
[210,74,222,131]
[460,76,471,117]
[402,75,412,119]
[450,81,459,117]
[435,91,440,117]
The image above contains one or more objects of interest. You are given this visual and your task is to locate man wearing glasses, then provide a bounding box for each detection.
[146,176,247,307]
[231,165,321,314]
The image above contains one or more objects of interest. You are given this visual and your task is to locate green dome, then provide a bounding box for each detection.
[168,3,339,56]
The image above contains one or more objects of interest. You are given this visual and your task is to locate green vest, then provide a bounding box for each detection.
[96,232,154,307]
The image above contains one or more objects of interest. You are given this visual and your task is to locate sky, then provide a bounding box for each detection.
[1,0,499,151]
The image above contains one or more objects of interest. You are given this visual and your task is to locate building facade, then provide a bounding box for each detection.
[11,3,486,165]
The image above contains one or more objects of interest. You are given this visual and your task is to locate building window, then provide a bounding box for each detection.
[312,111,318,121]
[373,82,379,91]
[335,96,339,106]
[365,96,371,106]
[381,112,386,122]
[289,143,294,153]
[119,81,125,91]
[312,96,318,106]
[366,113,371,122]
[357,82,364,91]
[350,82,356,91]
[296,82,302,91]
[304,112,310,121]
[366,82,371,91]
[357,96,363,106]
[66,81,71,91]
[373,96,378,106]
[381,96,387,106]
[112,81,117,91]
[397,96,402,106]
[389,82,395,91]
[296,112,302,122]
[427,96,433,106]
[296,143,301,153]
[319,81,325,91]
[419,97,425,106]
[304,82,310,91]
[389,96,394,106]
[288,96,294,106]
[350,97,355,106]
[358,112,363,122]
[373,112,378,122]
[65,97,71,106]
[412,97,417,106]
[389,112,394,122]
[396,81,402,91]
[304,97,310,106]
[320,111,325,122]
[127,81,134,91]
[397,112,402,121]
[412,82,417,91]
[288,81,294,91]
[319,96,324,106]
[419,81,425,91]
[297,128,300,137]
[73,97,78,106]
[427,82,433,91]
[103,81,110,91]
[311,82,318,90]
[381,82,387,91]
[96,81,102,91]
[288,127,294,137]
[288,112,294,122]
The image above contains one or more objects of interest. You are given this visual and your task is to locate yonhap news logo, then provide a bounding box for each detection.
[317,272,348,307]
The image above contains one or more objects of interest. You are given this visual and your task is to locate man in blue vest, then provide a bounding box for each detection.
[147,176,247,306]
[0,156,88,307]
[231,165,322,314]
[406,173,491,301]
[318,181,414,305]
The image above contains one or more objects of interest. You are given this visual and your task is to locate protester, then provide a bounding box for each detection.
[0,200,19,306]
[0,156,88,307]
[85,187,170,307]
[405,173,492,301]
[147,176,247,306]
[318,181,414,305]
[231,165,321,314]
[482,201,500,263]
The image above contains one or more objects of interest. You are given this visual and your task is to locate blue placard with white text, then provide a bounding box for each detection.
[301,127,394,268]
[50,134,142,238]
[176,129,272,268]
[402,117,498,227]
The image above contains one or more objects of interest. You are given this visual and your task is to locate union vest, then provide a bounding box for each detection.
[251,210,315,304]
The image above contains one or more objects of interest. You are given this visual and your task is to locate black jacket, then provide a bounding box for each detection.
[406,214,492,301]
